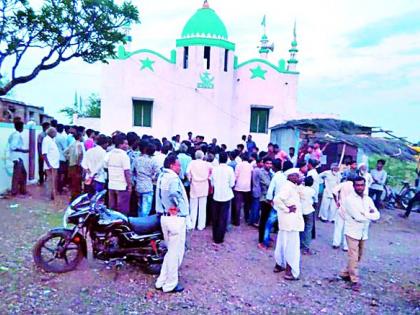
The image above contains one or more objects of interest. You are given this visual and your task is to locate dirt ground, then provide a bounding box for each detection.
[0,185,419,314]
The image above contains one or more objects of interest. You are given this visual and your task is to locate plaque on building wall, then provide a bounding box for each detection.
[197,71,215,89]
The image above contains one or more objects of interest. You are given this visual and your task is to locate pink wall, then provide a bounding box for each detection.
[101,46,299,148]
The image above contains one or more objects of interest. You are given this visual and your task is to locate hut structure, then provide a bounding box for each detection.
[270,119,415,171]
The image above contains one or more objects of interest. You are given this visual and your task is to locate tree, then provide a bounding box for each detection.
[84,93,101,117]
[59,92,83,122]
[0,75,13,96]
[0,0,139,96]
[59,92,100,122]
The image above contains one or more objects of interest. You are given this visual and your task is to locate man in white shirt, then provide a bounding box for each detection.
[299,176,316,255]
[232,153,253,226]
[8,121,29,196]
[64,131,85,201]
[307,159,320,205]
[287,147,297,166]
[319,163,341,222]
[42,127,60,200]
[339,176,380,291]
[210,152,235,244]
[37,121,50,185]
[307,159,320,238]
[369,159,387,209]
[153,140,170,170]
[358,163,373,195]
[82,134,108,196]
[273,168,304,280]
[104,133,131,215]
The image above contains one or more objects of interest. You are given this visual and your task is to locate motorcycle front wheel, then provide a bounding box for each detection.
[33,231,84,273]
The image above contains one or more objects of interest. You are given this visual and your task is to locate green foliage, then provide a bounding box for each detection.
[368,154,417,188]
[59,93,101,122]
[0,0,139,96]
[84,94,101,118]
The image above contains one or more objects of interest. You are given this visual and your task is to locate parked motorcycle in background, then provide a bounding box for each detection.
[33,190,166,274]
[382,178,420,212]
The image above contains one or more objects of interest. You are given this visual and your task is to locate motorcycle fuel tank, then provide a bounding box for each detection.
[98,209,128,227]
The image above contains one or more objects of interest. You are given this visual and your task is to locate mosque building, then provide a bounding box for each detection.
[100,1,301,147]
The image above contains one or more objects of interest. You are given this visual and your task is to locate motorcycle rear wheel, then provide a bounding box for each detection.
[33,231,84,273]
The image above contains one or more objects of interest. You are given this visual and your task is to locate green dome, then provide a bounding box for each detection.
[291,40,298,47]
[181,7,228,39]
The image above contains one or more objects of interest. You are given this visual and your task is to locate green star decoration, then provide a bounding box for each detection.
[250,65,267,80]
[140,58,155,71]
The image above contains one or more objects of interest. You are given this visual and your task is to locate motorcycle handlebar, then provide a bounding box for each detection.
[90,190,108,211]
[92,190,107,203]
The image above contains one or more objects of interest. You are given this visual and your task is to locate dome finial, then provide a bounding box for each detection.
[203,0,209,8]
[258,15,274,58]
[287,20,299,71]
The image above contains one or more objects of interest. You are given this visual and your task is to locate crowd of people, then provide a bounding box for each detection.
[9,119,391,293]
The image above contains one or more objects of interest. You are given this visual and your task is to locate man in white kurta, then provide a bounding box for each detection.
[332,181,354,251]
[273,168,304,280]
[186,150,212,230]
[319,163,341,222]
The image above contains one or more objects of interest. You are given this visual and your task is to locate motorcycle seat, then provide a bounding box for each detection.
[128,215,161,235]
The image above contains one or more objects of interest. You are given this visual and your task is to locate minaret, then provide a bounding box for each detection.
[287,21,298,71]
[258,15,274,59]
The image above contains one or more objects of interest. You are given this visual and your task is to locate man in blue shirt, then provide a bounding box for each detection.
[155,154,190,293]
[177,143,192,197]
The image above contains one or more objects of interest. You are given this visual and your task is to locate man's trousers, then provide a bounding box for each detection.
[156,216,186,292]
[340,235,365,283]
[211,200,230,243]
[11,159,27,195]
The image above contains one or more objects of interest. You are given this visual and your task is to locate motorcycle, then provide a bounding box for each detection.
[382,180,420,212]
[32,190,166,274]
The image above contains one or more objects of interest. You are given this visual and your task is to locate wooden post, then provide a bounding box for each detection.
[338,144,347,167]
[28,127,36,180]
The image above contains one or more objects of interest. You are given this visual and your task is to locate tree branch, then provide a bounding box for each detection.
[0,48,82,95]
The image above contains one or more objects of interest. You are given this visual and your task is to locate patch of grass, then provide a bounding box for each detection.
[45,212,64,228]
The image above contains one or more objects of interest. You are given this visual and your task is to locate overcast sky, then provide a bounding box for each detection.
[9,0,420,142]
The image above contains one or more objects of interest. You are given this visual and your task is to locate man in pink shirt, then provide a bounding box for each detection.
[233,153,253,226]
[311,142,328,162]
[84,129,96,151]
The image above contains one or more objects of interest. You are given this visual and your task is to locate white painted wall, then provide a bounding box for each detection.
[74,117,102,131]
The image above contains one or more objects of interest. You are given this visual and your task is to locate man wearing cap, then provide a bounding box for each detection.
[319,163,341,222]
[273,168,304,280]
[155,154,190,293]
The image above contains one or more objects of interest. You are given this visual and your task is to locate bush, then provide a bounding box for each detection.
[368,154,417,189]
